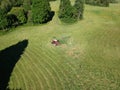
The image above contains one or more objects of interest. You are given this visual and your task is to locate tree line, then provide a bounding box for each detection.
[0,0,119,30]
[85,0,119,7]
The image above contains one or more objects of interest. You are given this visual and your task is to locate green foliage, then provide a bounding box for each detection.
[0,8,8,30]
[0,0,2,4]
[22,0,32,23]
[23,0,31,11]
[49,0,56,1]
[10,0,23,6]
[74,0,85,20]
[0,0,24,13]
[58,0,77,23]
[0,0,12,13]
[0,17,8,30]
[32,0,51,24]
[109,0,118,3]
[9,7,27,24]
[85,0,109,7]
[0,0,25,29]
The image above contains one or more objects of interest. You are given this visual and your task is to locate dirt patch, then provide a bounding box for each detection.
[66,46,82,59]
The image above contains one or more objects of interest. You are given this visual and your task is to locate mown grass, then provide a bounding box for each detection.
[0,1,120,90]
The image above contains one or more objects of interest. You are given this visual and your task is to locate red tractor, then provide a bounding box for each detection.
[51,39,60,46]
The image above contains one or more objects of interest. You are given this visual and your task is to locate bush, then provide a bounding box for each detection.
[8,7,27,24]
[32,0,51,24]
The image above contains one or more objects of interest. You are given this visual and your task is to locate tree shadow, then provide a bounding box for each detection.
[43,11,55,23]
[0,39,28,90]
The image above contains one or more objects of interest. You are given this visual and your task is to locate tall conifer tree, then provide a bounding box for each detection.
[74,0,84,20]
[32,0,51,24]
[58,0,77,23]
[23,0,31,11]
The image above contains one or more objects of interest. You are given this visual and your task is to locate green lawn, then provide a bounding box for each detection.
[0,1,120,90]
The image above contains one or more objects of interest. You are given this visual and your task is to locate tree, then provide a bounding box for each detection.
[101,0,109,7]
[10,0,23,6]
[23,0,31,11]
[0,0,12,13]
[8,7,27,24]
[32,0,51,24]
[74,0,84,20]
[58,0,77,23]
[49,0,56,1]
[109,0,117,3]
[0,8,8,30]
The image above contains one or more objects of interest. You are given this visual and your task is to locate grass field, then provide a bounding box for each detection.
[0,0,120,90]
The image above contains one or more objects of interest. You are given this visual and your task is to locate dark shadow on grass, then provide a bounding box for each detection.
[42,11,55,23]
[0,40,28,90]
[48,11,55,22]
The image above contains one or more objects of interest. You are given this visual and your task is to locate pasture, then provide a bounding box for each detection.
[0,0,120,90]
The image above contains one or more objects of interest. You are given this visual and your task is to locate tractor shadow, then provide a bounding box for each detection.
[0,39,28,90]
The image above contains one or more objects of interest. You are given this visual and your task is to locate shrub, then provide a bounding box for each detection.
[8,7,27,24]
[32,0,51,24]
